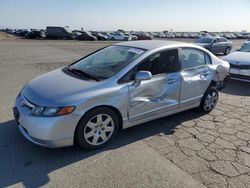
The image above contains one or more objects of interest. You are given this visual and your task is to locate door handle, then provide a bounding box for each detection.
[200,71,211,78]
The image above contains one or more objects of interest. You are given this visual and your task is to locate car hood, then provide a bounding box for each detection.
[23,69,103,106]
[223,52,250,65]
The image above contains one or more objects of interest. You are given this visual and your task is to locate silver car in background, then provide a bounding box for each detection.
[223,41,250,82]
[14,40,230,149]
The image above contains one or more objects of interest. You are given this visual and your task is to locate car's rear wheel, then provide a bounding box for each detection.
[224,47,231,55]
[75,107,119,150]
[199,88,219,112]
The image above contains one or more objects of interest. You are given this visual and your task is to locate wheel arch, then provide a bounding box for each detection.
[73,105,123,143]
[208,80,217,89]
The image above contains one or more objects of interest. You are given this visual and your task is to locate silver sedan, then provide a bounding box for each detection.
[14,40,230,149]
[223,41,250,82]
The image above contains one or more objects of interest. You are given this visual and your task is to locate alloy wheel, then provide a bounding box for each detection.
[83,114,114,146]
[204,91,218,111]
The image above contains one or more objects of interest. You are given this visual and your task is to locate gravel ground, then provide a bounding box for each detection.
[0,37,249,187]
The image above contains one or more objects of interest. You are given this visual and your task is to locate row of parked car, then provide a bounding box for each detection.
[3,27,152,41]
[2,27,250,41]
[149,31,250,39]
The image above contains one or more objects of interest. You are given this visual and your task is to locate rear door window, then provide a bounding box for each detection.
[181,48,207,70]
[219,38,227,42]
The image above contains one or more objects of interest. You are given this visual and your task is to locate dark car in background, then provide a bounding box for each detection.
[25,30,46,39]
[15,29,29,37]
[195,37,232,55]
[90,32,108,40]
[74,31,97,41]
[46,26,73,39]
[6,28,16,34]
[135,33,152,40]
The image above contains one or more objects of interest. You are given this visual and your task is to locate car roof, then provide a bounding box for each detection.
[115,40,199,50]
[115,40,184,50]
[198,37,216,39]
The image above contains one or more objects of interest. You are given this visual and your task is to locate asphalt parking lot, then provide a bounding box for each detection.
[0,37,250,188]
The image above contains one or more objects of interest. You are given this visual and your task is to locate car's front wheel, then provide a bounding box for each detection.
[224,47,231,55]
[199,88,219,112]
[75,107,119,150]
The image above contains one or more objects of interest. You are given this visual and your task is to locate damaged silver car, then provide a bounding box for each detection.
[14,40,230,149]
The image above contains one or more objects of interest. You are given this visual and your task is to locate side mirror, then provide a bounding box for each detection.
[135,71,152,83]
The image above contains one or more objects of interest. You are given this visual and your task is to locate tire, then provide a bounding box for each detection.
[199,88,219,113]
[224,47,231,55]
[216,75,230,91]
[111,37,114,40]
[75,107,119,150]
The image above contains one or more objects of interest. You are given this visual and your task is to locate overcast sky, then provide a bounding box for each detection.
[0,0,250,31]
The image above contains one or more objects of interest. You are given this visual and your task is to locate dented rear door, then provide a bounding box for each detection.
[179,48,213,109]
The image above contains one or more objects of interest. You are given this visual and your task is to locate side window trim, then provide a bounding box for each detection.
[118,48,181,84]
[205,53,212,65]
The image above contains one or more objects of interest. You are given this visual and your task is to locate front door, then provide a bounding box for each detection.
[127,49,181,122]
[180,48,213,109]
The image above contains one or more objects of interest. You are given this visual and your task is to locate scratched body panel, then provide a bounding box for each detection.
[180,66,213,108]
[128,72,181,122]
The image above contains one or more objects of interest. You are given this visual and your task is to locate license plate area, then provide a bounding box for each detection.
[230,68,240,74]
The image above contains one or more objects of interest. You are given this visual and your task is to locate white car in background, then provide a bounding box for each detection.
[157,32,166,38]
[223,41,250,82]
[110,32,132,41]
[197,33,212,38]
[124,33,137,40]
[165,33,175,38]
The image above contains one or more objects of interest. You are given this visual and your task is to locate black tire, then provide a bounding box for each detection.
[224,47,231,55]
[75,107,119,150]
[199,88,219,113]
[216,75,230,91]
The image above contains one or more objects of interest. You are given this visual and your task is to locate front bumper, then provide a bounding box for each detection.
[230,73,250,82]
[229,67,250,82]
[14,95,80,148]
[17,124,73,148]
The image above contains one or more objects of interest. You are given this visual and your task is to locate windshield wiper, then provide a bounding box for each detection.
[65,67,100,81]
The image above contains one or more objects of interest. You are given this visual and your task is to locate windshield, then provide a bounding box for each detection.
[69,45,145,79]
[65,27,72,33]
[240,43,250,52]
[195,38,213,43]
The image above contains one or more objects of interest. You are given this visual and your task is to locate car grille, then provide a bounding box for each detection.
[230,63,250,69]
[230,73,250,81]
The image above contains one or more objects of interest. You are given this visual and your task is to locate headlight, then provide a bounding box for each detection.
[32,106,75,116]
